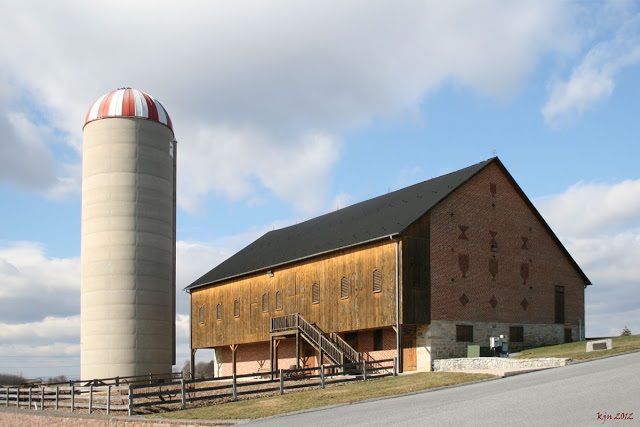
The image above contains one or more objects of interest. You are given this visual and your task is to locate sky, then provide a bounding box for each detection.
[0,0,639,379]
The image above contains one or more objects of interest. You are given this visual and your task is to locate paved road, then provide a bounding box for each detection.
[245,351,640,427]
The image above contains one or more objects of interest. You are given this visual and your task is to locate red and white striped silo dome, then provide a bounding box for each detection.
[84,87,173,131]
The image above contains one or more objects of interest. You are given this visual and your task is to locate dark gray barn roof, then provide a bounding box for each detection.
[186,158,497,291]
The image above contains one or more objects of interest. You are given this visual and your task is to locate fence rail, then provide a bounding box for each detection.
[0,358,397,416]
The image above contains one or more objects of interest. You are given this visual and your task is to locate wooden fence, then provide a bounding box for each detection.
[0,358,397,416]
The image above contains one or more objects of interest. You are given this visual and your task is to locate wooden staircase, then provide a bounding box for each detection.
[271,314,360,365]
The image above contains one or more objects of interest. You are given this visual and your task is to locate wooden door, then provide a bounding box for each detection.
[402,335,417,371]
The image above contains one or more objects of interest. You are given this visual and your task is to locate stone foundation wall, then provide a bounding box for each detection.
[415,320,582,370]
[433,357,569,371]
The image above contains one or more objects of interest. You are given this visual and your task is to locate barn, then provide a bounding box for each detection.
[185,157,591,375]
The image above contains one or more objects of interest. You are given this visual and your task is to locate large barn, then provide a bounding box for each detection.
[185,157,591,375]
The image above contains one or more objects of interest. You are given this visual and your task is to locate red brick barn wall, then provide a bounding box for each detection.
[217,340,298,377]
[426,162,586,359]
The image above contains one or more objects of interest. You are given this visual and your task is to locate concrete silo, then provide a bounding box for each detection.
[81,88,176,380]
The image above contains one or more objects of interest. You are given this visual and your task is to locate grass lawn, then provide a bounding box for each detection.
[513,334,640,360]
[148,371,494,421]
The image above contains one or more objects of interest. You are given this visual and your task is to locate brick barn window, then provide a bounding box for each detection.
[216,303,222,321]
[555,285,565,323]
[262,293,269,312]
[234,299,240,317]
[374,329,383,351]
[340,277,349,299]
[373,269,382,293]
[198,307,204,324]
[456,325,473,342]
[312,282,320,304]
[509,326,524,343]
[276,291,283,311]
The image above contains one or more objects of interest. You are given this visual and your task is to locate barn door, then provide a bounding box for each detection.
[402,333,417,371]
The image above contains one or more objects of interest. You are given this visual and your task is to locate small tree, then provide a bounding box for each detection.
[621,326,632,336]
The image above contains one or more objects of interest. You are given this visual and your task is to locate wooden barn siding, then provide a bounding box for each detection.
[429,162,586,325]
[191,240,398,349]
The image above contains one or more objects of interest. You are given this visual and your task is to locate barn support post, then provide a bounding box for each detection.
[295,331,300,369]
[269,337,274,380]
[190,349,196,380]
[230,344,238,376]
[393,236,403,373]
[273,339,281,377]
[232,373,237,401]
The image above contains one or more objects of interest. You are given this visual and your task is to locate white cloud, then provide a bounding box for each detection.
[0,0,576,214]
[542,3,640,125]
[537,180,640,237]
[536,179,640,337]
[0,241,80,323]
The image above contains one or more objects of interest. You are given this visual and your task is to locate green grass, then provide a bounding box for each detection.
[514,334,640,360]
[148,372,493,421]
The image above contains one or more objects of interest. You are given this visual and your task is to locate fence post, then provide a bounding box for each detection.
[393,357,398,376]
[71,385,75,412]
[128,384,134,416]
[279,369,284,395]
[55,386,59,410]
[107,386,111,415]
[180,379,186,410]
[232,373,237,402]
[41,386,45,410]
[15,387,19,409]
[362,360,367,381]
[89,384,93,414]
[28,387,32,409]
[321,365,325,389]
[5,387,8,407]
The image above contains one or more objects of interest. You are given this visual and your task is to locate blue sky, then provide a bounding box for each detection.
[1,1,639,379]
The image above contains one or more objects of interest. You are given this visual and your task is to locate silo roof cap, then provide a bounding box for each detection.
[84,87,173,131]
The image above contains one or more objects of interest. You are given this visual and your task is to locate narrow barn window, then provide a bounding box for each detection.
[312,282,320,304]
[373,269,382,293]
[276,290,283,311]
[456,325,473,342]
[554,285,565,324]
[262,293,269,312]
[340,277,349,299]
[374,329,383,351]
[234,299,240,318]
[510,326,524,343]
[198,307,204,324]
[216,303,222,321]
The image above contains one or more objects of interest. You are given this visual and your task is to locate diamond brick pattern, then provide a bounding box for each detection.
[459,293,469,307]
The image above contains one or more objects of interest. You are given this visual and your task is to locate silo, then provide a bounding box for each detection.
[81,88,176,380]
